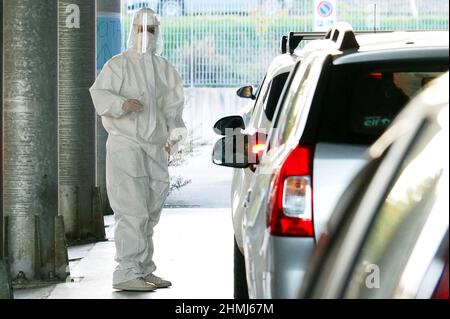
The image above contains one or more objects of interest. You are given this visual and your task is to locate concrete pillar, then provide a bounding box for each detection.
[3,0,69,287]
[1,0,4,261]
[58,0,105,245]
[0,260,13,299]
[96,0,122,214]
[0,0,13,299]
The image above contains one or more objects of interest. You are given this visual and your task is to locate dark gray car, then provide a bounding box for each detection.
[299,73,449,299]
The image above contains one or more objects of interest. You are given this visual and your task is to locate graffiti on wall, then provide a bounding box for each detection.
[97,16,122,70]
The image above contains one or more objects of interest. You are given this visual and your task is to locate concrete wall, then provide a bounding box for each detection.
[183,88,250,143]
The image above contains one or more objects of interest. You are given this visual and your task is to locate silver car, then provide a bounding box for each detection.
[299,72,449,299]
[214,24,449,298]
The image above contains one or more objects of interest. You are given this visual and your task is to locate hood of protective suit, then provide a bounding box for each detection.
[128,8,163,55]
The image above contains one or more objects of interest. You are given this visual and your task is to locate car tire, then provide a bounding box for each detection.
[159,0,185,17]
[234,237,249,299]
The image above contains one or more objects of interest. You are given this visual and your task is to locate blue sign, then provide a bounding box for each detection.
[97,16,122,71]
[318,1,333,18]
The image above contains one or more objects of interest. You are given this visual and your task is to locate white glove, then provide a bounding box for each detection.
[165,141,179,156]
[168,127,188,145]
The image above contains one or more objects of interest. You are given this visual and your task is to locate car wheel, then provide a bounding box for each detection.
[159,0,184,17]
[234,237,249,299]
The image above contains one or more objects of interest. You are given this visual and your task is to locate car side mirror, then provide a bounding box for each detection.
[212,134,250,169]
[211,132,268,169]
[237,86,256,100]
[213,116,245,135]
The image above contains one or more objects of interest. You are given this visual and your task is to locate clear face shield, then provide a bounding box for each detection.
[128,8,163,55]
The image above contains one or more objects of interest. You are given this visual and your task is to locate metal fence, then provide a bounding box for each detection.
[122,0,449,87]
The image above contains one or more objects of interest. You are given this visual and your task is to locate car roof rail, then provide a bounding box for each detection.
[288,32,327,54]
[327,22,360,51]
[288,25,395,54]
[281,35,288,54]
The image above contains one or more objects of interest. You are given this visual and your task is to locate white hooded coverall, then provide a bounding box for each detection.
[90,8,186,285]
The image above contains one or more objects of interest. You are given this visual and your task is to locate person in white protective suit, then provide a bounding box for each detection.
[89,8,186,292]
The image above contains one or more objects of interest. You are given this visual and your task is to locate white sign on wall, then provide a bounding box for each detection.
[314,0,337,32]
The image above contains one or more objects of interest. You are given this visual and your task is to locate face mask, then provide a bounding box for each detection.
[128,8,162,54]
[136,31,158,54]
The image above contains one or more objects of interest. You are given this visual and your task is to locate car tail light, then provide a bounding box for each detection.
[268,145,315,237]
[369,72,383,80]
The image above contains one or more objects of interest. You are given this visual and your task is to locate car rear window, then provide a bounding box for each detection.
[311,62,448,145]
